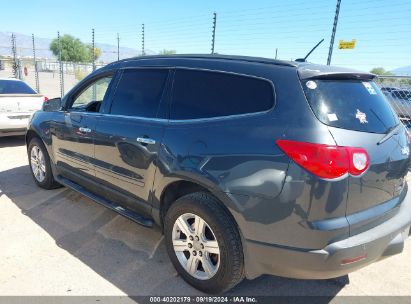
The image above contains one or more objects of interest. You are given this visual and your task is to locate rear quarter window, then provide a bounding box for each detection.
[171,69,274,120]
[302,79,399,134]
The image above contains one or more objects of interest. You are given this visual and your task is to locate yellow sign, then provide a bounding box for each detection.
[339,39,356,49]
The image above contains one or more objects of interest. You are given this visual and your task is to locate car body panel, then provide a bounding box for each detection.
[52,111,98,180]
[327,125,410,236]
[0,79,44,136]
[26,55,411,281]
[93,115,166,215]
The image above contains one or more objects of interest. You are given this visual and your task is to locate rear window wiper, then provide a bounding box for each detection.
[377,123,402,145]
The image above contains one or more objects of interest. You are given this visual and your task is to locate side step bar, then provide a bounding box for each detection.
[56,175,154,227]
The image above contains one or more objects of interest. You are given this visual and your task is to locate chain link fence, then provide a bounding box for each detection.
[0,0,409,100]
[1,56,411,128]
[375,77,411,128]
[0,56,104,98]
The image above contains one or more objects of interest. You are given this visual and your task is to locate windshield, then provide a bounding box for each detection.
[0,79,36,94]
[302,79,399,134]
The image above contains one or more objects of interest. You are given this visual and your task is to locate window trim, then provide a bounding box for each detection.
[94,113,169,123]
[169,67,276,122]
[65,70,117,111]
[107,67,171,119]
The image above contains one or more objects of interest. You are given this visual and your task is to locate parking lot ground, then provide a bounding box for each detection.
[0,136,410,299]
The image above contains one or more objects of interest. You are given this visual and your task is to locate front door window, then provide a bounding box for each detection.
[71,76,113,112]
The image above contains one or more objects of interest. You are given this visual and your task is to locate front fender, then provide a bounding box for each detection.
[26,111,56,164]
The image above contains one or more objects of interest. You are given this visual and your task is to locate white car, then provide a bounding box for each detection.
[0,78,46,137]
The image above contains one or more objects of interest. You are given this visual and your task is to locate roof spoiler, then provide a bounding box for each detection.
[299,71,377,81]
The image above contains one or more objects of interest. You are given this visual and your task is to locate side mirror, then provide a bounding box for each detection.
[42,97,62,112]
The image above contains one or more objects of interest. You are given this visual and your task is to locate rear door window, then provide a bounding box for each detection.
[302,79,399,133]
[171,69,274,120]
[110,69,169,118]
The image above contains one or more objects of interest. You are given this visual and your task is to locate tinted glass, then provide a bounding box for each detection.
[110,69,168,118]
[0,80,36,94]
[171,69,274,119]
[302,79,399,134]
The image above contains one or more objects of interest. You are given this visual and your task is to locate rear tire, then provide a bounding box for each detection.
[28,137,60,190]
[164,192,244,293]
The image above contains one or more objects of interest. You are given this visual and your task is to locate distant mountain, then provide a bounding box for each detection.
[391,66,411,76]
[0,32,155,63]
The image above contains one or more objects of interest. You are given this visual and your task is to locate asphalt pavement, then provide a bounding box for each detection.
[0,136,410,300]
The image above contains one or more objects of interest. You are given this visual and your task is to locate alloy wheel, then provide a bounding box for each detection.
[172,213,220,280]
[30,145,46,182]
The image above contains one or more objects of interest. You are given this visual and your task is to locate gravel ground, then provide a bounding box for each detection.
[0,136,410,301]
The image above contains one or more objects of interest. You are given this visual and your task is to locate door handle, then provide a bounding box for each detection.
[79,127,92,133]
[137,137,156,145]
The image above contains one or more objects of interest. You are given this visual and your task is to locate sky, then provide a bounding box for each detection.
[2,0,411,71]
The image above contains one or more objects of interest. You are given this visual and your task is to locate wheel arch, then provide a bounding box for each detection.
[25,128,56,166]
[158,179,242,232]
[25,129,40,148]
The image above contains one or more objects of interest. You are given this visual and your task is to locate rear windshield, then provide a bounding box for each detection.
[0,80,36,94]
[302,79,399,134]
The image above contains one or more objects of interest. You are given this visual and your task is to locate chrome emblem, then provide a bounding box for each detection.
[401,146,410,156]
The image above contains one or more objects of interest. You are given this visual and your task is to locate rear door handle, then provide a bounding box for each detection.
[137,137,156,145]
[79,127,92,133]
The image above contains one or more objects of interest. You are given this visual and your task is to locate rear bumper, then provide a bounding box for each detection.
[0,113,31,136]
[0,129,26,137]
[243,188,411,280]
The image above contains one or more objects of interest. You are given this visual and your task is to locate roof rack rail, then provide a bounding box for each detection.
[124,54,298,68]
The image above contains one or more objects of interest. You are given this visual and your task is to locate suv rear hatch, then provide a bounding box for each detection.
[300,70,410,236]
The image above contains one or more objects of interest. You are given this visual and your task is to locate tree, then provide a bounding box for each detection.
[370,67,394,76]
[87,45,101,61]
[50,34,92,62]
[159,49,177,55]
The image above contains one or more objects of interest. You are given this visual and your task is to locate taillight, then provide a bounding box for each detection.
[276,140,369,179]
[349,148,369,176]
[43,96,49,102]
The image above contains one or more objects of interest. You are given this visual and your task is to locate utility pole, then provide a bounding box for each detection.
[117,33,120,61]
[57,31,64,97]
[327,0,342,65]
[32,34,40,92]
[141,24,145,56]
[11,34,18,79]
[11,34,22,79]
[275,48,278,59]
[211,12,217,54]
[92,28,96,72]
[92,28,96,101]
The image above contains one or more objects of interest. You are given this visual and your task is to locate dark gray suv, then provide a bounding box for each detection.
[26,55,411,293]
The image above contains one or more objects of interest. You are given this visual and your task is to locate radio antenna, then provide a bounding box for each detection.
[295,39,324,62]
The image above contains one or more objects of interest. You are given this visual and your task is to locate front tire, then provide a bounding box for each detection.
[164,192,244,293]
[28,137,60,189]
